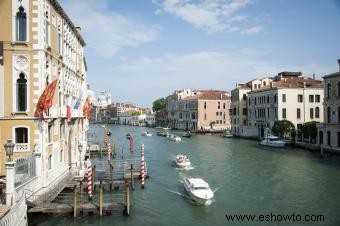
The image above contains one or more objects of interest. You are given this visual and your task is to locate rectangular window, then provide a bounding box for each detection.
[315,95,320,102]
[338,132,340,147]
[243,94,246,100]
[282,108,286,119]
[218,102,220,109]
[242,108,247,116]
[15,127,28,143]
[310,108,314,119]
[48,124,53,143]
[48,155,52,170]
[309,95,314,103]
[216,112,219,116]
[282,94,286,102]
[297,108,301,119]
[220,120,222,124]
[219,112,222,116]
[223,103,226,109]
[298,94,303,103]
[60,150,63,162]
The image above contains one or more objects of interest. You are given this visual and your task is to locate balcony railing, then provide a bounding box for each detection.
[14,143,29,152]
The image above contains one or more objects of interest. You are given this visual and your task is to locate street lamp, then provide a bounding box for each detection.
[4,139,15,162]
[78,143,83,168]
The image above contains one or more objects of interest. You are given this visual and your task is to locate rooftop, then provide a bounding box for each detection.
[323,71,340,79]
[183,90,230,100]
[250,76,323,93]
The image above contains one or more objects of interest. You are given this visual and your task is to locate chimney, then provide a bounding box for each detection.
[236,83,238,88]
[312,73,315,80]
[337,59,340,72]
[76,26,81,34]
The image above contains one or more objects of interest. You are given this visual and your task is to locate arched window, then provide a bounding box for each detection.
[17,73,27,111]
[16,6,27,41]
[15,127,28,143]
[327,83,331,98]
[319,131,323,144]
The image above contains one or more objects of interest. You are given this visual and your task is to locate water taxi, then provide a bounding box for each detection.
[183,177,214,205]
[175,154,191,168]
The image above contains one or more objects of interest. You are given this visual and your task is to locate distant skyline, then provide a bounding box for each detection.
[60,0,340,107]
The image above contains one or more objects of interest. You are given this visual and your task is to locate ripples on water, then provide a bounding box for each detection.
[30,125,340,226]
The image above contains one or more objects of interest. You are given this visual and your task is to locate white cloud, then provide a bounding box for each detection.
[241,25,264,34]
[154,0,262,34]
[59,0,162,57]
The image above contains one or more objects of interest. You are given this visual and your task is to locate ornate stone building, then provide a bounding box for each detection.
[0,0,88,187]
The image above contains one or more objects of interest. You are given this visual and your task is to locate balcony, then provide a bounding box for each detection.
[15,143,29,152]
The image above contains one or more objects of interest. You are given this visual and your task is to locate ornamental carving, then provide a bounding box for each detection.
[14,55,29,71]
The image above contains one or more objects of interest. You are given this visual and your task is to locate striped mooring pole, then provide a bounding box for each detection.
[87,160,93,198]
[107,143,111,162]
[141,144,145,189]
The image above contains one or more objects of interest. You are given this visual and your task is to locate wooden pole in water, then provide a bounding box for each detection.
[130,164,134,190]
[92,165,96,190]
[73,185,77,218]
[99,181,103,216]
[80,181,83,206]
[125,184,130,216]
[110,164,113,191]
[141,144,145,189]
[99,142,102,159]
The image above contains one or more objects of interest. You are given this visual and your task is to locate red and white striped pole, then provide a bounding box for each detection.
[141,144,145,189]
[87,160,93,198]
[107,143,111,162]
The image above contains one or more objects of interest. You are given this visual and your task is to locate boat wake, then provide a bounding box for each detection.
[166,188,189,199]
[212,187,219,193]
[175,165,194,171]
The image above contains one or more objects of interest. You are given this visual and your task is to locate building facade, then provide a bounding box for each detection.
[166,89,231,131]
[0,0,88,187]
[247,72,323,139]
[317,70,340,153]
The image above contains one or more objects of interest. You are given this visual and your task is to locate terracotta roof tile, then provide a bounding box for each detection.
[183,91,230,100]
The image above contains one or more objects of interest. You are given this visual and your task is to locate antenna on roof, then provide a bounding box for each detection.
[337,59,340,72]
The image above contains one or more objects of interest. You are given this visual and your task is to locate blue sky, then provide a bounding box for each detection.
[59,0,340,107]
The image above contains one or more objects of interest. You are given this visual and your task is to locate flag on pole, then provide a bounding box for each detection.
[73,94,83,109]
[34,79,58,121]
[66,96,72,123]
[83,96,91,118]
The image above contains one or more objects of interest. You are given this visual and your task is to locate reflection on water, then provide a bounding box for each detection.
[30,125,340,226]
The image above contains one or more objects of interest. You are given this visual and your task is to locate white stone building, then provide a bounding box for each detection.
[317,67,340,153]
[246,72,323,139]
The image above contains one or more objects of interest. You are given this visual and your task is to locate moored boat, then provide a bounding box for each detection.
[260,134,285,147]
[175,154,191,168]
[221,130,233,138]
[183,177,214,205]
[157,131,169,137]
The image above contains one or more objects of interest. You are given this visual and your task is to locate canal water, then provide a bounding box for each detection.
[30,125,340,226]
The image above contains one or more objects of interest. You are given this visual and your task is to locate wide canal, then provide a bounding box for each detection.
[31,125,340,226]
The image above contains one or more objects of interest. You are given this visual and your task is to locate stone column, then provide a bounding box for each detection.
[34,152,42,189]
[5,161,16,206]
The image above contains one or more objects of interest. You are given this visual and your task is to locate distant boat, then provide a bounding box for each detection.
[260,134,285,148]
[168,134,181,142]
[107,131,111,136]
[141,131,152,137]
[157,131,169,137]
[221,130,233,138]
[175,154,191,168]
[183,131,192,138]
[162,127,171,130]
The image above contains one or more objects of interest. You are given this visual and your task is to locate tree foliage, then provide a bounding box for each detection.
[152,98,166,112]
[272,120,295,138]
[131,111,141,116]
[302,121,317,139]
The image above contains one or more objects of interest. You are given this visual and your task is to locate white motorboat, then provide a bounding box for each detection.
[222,130,233,138]
[168,134,181,142]
[183,177,214,205]
[162,127,171,130]
[175,154,191,168]
[260,134,285,147]
[141,131,152,137]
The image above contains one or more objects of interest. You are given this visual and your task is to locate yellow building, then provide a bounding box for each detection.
[0,0,88,187]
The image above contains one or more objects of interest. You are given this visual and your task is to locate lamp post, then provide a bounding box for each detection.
[78,143,83,169]
[4,139,15,162]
